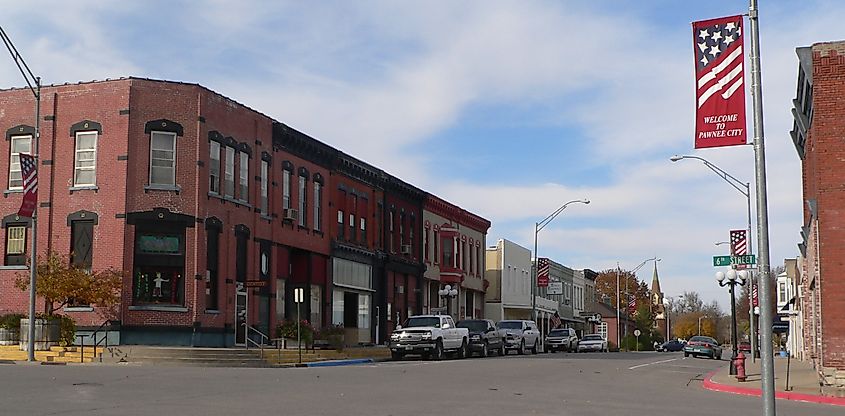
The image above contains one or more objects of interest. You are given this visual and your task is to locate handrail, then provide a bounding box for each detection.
[80,320,111,363]
[244,324,270,359]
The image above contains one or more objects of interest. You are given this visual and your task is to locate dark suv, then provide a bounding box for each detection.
[456,319,503,357]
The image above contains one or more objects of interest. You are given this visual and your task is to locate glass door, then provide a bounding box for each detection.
[235,282,248,346]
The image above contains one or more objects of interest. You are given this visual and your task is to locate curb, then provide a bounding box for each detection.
[301,358,374,368]
[702,369,845,407]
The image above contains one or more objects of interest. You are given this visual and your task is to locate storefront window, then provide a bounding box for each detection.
[134,267,183,305]
[358,294,370,329]
[332,289,344,326]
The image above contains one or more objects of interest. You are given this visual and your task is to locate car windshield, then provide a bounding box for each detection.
[457,321,488,332]
[498,321,523,330]
[549,329,568,337]
[403,317,440,328]
[583,335,603,341]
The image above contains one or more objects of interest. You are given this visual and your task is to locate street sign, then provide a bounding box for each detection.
[294,288,304,303]
[713,254,756,267]
[633,329,641,337]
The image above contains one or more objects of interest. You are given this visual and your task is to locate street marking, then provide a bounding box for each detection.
[628,358,679,370]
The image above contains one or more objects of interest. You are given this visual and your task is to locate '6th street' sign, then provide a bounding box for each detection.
[713,254,756,267]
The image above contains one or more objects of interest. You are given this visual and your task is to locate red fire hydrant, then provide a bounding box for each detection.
[734,351,747,382]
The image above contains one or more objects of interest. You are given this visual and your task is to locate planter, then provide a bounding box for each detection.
[0,328,19,345]
[19,318,61,351]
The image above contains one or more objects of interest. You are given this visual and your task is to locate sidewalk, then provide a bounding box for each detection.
[703,355,845,407]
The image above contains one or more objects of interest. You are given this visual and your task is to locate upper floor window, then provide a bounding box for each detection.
[424,227,430,262]
[282,169,292,210]
[238,152,249,202]
[409,215,415,255]
[224,147,235,198]
[389,211,395,252]
[359,198,367,244]
[298,175,307,226]
[260,160,269,214]
[433,230,439,264]
[209,141,220,194]
[337,209,344,239]
[74,131,97,186]
[8,135,32,190]
[150,131,177,186]
[349,195,357,242]
[313,181,322,231]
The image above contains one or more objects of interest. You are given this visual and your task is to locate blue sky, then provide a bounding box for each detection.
[3,0,844,310]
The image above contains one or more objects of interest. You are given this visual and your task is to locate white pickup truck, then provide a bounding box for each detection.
[389,315,469,360]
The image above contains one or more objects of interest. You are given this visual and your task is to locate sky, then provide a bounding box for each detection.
[2,0,843,311]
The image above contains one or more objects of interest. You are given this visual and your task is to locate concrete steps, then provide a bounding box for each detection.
[120,346,270,367]
[0,345,103,363]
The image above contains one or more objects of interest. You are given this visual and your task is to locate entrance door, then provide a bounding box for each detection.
[235,283,248,345]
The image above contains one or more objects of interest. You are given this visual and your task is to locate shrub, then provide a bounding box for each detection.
[56,315,76,347]
[316,325,345,350]
[0,314,26,331]
[276,319,314,345]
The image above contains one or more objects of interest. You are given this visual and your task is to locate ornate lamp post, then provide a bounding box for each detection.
[716,269,749,375]
[438,284,458,318]
[698,315,709,336]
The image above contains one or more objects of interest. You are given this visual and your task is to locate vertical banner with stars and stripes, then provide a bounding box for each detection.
[17,153,38,218]
[537,257,550,287]
[730,229,748,270]
[692,15,747,149]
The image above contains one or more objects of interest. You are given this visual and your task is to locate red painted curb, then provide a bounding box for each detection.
[702,369,845,407]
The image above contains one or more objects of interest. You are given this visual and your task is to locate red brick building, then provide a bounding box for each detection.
[791,41,845,385]
[0,77,469,346]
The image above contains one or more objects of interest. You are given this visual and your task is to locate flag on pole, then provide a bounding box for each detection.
[17,153,37,218]
[550,312,562,329]
[628,296,637,314]
[730,229,748,270]
[692,15,747,149]
[537,257,550,287]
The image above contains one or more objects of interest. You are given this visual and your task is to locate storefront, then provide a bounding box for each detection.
[331,257,373,345]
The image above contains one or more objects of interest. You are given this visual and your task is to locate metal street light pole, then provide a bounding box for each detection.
[670,154,756,363]
[698,315,708,336]
[1,26,41,362]
[532,198,589,325]
[616,257,658,350]
[749,1,777,413]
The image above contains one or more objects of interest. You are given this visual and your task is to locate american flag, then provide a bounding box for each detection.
[17,153,37,218]
[550,312,562,329]
[537,257,550,287]
[730,229,747,256]
[695,17,743,109]
[628,296,637,314]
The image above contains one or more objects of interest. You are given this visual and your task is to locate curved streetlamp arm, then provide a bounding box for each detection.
[536,199,590,233]
[670,155,749,198]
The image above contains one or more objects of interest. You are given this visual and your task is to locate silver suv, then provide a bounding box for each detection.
[498,320,540,355]
[545,328,578,352]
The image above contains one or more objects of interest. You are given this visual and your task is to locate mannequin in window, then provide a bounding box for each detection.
[153,272,170,298]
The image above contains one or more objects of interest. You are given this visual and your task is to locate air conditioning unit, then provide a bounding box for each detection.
[400,244,412,255]
[284,208,299,222]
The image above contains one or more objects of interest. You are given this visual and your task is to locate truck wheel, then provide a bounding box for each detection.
[481,341,489,358]
[391,351,404,361]
[432,340,444,361]
[518,340,526,355]
[458,340,468,359]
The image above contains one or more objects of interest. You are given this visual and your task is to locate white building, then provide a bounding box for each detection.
[778,259,803,359]
[484,239,558,335]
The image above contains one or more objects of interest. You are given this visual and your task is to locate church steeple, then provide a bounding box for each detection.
[651,261,662,298]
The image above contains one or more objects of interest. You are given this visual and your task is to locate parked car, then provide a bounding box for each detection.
[497,320,540,355]
[545,328,578,352]
[389,315,469,360]
[683,335,722,359]
[456,319,504,357]
[738,341,751,353]
[576,334,608,353]
[657,339,685,352]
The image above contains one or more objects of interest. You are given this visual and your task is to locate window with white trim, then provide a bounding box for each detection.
[239,152,249,201]
[298,175,307,226]
[73,131,97,186]
[4,225,26,266]
[282,169,291,210]
[260,160,268,213]
[224,147,235,198]
[150,131,176,186]
[313,181,322,231]
[209,141,220,194]
[8,135,32,190]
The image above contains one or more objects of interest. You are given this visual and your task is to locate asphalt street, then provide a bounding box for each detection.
[0,351,840,416]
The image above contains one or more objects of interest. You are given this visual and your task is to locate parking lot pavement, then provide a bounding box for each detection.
[1,351,842,416]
